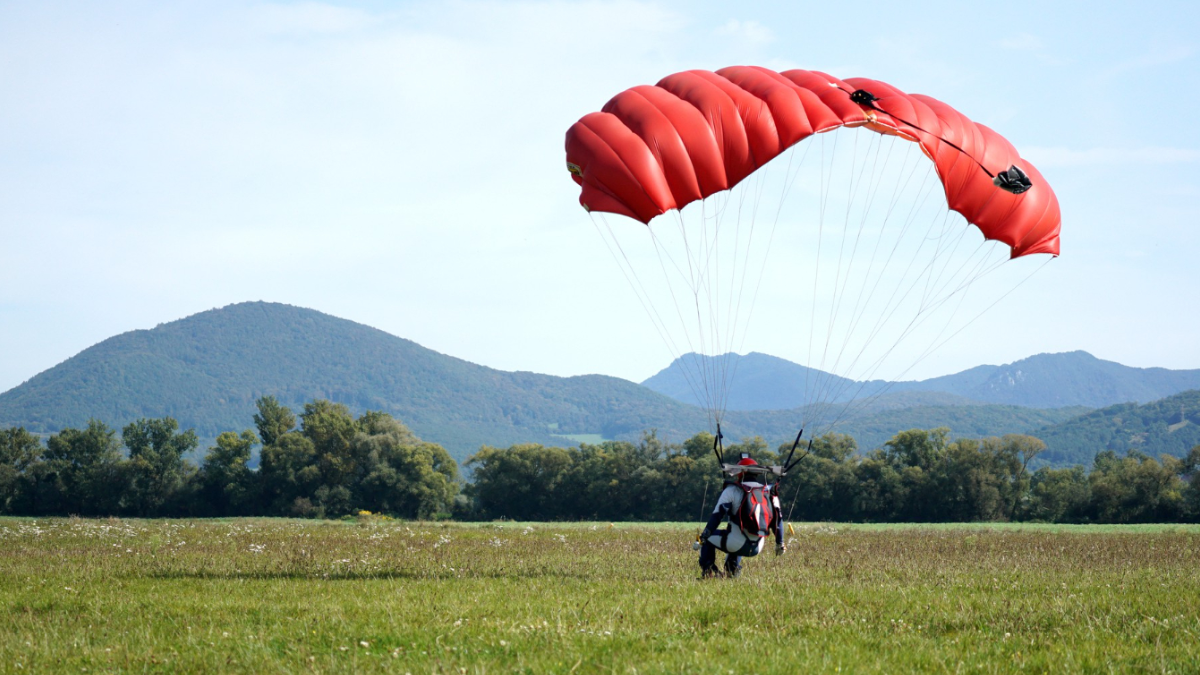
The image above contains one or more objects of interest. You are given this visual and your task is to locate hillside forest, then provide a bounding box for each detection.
[2,396,1198,523]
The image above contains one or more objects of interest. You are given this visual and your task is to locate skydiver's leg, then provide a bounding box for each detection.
[724,553,741,577]
[698,540,719,577]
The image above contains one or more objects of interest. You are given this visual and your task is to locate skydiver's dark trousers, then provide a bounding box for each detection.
[698,541,740,576]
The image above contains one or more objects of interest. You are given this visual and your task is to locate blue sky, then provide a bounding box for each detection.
[1,0,1197,394]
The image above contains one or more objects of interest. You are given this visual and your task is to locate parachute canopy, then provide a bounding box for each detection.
[565,66,1059,258]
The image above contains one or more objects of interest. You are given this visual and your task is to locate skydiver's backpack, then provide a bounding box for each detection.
[733,483,773,537]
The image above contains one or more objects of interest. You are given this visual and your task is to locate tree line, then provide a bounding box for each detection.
[464,430,1200,524]
[0,397,458,519]
[1,404,1198,522]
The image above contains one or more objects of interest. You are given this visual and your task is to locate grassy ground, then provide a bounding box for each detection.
[1,518,1198,673]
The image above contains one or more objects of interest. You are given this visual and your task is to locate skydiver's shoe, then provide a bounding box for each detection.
[724,564,741,578]
[700,565,722,579]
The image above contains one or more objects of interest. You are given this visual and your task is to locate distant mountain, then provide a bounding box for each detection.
[0,302,1088,462]
[901,351,1200,408]
[1031,389,1200,467]
[0,302,709,460]
[644,351,1200,410]
[641,352,891,410]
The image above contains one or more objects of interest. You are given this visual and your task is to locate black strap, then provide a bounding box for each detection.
[712,423,725,465]
[781,428,803,474]
[784,439,813,474]
[846,87,998,179]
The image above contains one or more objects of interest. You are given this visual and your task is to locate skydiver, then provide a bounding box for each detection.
[697,454,785,578]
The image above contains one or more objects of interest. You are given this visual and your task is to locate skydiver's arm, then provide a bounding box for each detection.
[702,485,737,537]
[703,501,730,536]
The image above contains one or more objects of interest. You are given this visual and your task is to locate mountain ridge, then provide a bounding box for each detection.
[0,302,1185,464]
[643,351,1200,410]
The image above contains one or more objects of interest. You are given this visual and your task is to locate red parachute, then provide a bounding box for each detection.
[565,66,1059,258]
[565,67,1060,434]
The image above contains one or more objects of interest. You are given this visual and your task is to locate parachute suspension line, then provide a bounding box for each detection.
[717,168,755,416]
[726,138,814,416]
[591,212,711,420]
[714,168,762,423]
[807,129,901,430]
[803,131,838,431]
[820,140,929,387]
[816,235,1016,434]
[648,135,816,431]
[591,214,692,361]
[820,216,978,405]
[653,212,719,427]
[682,196,721,422]
[818,255,1047,435]
[700,189,729,420]
[910,255,1054,369]
[711,173,752,422]
[700,188,738,423]
[819,260,1003,433]
[811,126,879,432]
[794,130,1024,437]
[819,133,912,392]
[817,130,867,398]
[705,186,732,421]
[833,179,950,362]
[813,131,894,413]
[648,226,714,416]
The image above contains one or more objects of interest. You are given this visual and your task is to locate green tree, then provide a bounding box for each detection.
[1182,445,1200,522]
[359,440,458,519]
[926,438,1008,522]
[258,431,320,516]
[253,396,296,447]
[1027,466,1090,522]
[560,438,675,521]
[995,434,1046,520]
[467,444,573,520]
[34,420,124,515]
[0,427,41,514]
[850,454,906,521]
[884,428,950,521]
[300,400,359,515]
[778,433,858,522]
[121,417,199,517]
[199,430,258,516]
[1087,450,1185,523]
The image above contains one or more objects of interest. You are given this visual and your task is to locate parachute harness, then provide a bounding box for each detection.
[846,87,1032,194]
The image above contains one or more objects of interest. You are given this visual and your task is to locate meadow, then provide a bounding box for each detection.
[1,518,1198,674]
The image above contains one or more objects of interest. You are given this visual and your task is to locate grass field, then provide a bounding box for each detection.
[1,518,1198,673]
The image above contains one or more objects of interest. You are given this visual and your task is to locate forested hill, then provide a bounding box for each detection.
[644,351,1200,410]
[0,302,709,459]
[0,302,1088,462]
[1033,389,1200,467]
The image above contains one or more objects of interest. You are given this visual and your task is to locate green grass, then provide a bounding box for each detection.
[1,518,1198,673]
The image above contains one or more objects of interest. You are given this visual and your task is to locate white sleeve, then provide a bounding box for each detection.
[712,485,740,514]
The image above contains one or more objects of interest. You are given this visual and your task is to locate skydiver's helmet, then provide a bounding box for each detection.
[736,454,757,482]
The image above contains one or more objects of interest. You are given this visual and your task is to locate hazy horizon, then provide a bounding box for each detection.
[1,300,1190,398]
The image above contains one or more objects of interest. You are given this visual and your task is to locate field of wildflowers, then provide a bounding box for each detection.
[1,517,1198,673]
